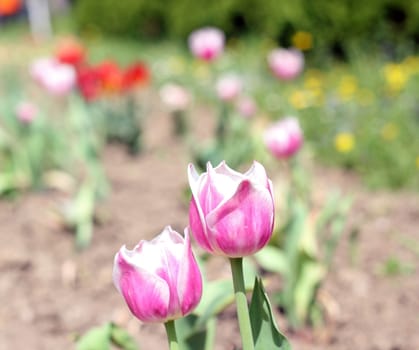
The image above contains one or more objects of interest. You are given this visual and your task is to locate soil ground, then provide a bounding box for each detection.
[0,101,418,350]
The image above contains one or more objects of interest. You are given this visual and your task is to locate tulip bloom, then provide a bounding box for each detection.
[215,74,242,102]
[122,61,150,91]
[113,226,202,323]
[15,101,38,124]
[188,27,225,62]
[55,39,85,67]
[236,96,257,118]
[267,48,304,81]
[40,63,76,96]
[30,57,76,96]
[188,161,275,257]
[159,83,191,111]
[264,117,303,158]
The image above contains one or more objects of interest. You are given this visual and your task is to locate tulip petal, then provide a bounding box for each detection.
[245,161,270,188]
[177,229,203,316]
[189,197,213,252]
[213,161,244,181]
[206,179,274,256]
[114,251,170,323]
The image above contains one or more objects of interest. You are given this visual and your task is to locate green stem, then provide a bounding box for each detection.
[230,257,255,350]
[164,320,179,350]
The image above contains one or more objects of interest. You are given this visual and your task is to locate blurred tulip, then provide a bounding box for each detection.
[188,27,225,62]
[267,48,304,81]
[56,39,85,67]
[76,65,102,101]
[96,60,123,93]
[188,161,275,257]
[29,57,57,84]
[216,74,242,101]
[236,96,257,118]
[15,101,38,124]
[159,83,191,111]
[264,117,303,158]
[30,57,76,96]
[0,0,22,16]
[41,63,76,96]
[113,226,202,323]
[122,61,150,91]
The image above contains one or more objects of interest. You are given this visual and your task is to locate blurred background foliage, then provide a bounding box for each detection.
[74,0,419,59]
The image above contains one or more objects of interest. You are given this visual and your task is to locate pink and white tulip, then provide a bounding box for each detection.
[15,101,38,124]
[267,48,304,81]
[188,27,225,62]
[216,74,242,102]
[264,117,303,158]
[30,57,76,96]
[159,83,191,111]
[188,161,275,257]
[113,226,202,323]
[29,57,57,83]
[236,96,257,118]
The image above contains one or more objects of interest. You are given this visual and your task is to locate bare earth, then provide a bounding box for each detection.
[0,103,418,350]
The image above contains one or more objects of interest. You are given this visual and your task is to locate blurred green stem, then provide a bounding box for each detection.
[164,320,179,350]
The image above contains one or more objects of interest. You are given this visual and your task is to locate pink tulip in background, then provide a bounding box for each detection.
[15,101,38,124]
[216,74,242,101]
[29,57,57,83]
[159,83,191,111]
[264,117,303,158]
[30,57,76,96]
[113,226,202,323]
[236,96,257,118]
[188,161,275,257]
[188,27,225,62]
[267,48,304,80]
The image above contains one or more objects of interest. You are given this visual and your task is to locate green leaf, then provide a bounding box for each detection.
[110,323,139,350]
[293,259,325,323]
[76,323,112,350]
[194,279,234,326]
[175,314,216,350]
[254,246,289,275]
[249,278,291,350]
[194,259,256,327]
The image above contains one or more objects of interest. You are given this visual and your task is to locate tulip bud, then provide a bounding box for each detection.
[188,27,225,62]
[264,117,303,158]
[188,161,275,257]
[113,226,202,323]
[267,48,304,81]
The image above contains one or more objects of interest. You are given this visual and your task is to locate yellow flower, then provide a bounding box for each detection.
[304,75,323,90]
[380,123,399,141]
[289,90,310,109]
[292,31,313,51]
[416,156,419,169]
[338,75,358,101]
[383,63,408,93]
[335,132,355,153]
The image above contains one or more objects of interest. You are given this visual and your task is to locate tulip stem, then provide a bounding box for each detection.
[230,257,255,350]
[164,320,179,350]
